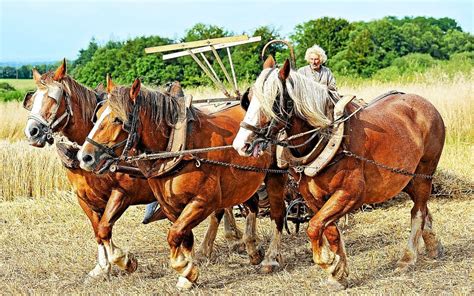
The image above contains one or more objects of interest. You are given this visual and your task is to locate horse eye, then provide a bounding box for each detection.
[113,117,123,124]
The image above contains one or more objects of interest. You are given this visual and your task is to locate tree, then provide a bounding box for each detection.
[290,17,352,68]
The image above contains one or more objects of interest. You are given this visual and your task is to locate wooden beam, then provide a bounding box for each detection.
[162,36,262,60]
[145,35,249,54]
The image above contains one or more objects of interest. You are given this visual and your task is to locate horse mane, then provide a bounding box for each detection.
[109,86,180,127]
[253,68,332,128]
[40,72,99,123]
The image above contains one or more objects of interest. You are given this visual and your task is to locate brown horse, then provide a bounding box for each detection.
[78,77,287,289]
[22,60,246,281]
[233,57,445,289]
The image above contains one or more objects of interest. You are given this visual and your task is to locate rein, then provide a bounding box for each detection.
[103,90,287,175]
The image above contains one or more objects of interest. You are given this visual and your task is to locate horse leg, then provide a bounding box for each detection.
[307,189,360,290]
[242,195,264,265]
[223,207,245,252]
[398,178,443,272]
[195,209,225,261]
[168,200,210,289]
[261,173,286,273]
[77,197,111,281]
[99,190,137,273]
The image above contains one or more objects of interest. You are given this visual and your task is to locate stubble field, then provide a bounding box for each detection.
[0,76,473,294]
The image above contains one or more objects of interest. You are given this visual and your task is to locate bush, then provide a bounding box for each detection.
[0,90,25,102]
[0,82,16,91]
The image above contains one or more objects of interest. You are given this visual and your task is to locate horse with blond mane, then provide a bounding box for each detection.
[233,57,445,290]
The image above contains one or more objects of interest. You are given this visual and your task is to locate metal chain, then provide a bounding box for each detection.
[124,145,235,162]
[193,157,288,174]
[343,150,434,179]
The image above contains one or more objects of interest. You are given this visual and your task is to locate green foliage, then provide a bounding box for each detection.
[0,82,16,91]
[0,90,24,102]
[2,16,472,87]
[291,17,352,68]
[0,80,34,102]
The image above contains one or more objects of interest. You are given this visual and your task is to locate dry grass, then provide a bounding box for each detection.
[0,141,72,201]
[0,77,473,293]
[0,102,30,140]
[339,75,474,145]
[0,192,472,294]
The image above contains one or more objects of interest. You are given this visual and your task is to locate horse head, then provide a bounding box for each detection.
[79,77,182,173]
[24,58,104,147]
[24,58,72,147]
[233,57,293,157]
[78,75,135,173]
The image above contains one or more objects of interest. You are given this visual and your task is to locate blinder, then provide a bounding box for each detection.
[22,91,35,111]
[240,88,250,111]
[91,100,106,124]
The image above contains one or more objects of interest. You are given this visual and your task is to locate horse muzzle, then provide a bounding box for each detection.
[79,151,115,174]
[24,120,51,147]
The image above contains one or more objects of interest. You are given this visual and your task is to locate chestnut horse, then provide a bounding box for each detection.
[233,57,445,289]
[22,60,246,281]
[78,77,287,289]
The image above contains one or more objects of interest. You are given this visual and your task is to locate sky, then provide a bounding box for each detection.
[0,0,472,63]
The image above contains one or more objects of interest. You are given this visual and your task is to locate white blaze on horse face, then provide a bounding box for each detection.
[24,89,47,138]
[233,95,263,156]
[78,106,111,161]
[88,106,111,140]
[31,89,47,114]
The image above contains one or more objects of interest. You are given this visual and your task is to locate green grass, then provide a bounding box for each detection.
[0,79,35,91]
[0,79,35,102]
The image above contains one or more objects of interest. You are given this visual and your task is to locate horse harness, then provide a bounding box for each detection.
[242,83,435,180]
[23,81,75,144]
[23,84,107,169]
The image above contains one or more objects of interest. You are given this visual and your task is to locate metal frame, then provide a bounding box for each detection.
[145,35,262,99]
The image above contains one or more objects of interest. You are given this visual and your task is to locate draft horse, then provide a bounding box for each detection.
[232,57,445,289]
[78,77,287,289]
[22,60,245,281]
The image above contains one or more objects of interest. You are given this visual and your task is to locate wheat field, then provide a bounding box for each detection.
[0,78,473,294]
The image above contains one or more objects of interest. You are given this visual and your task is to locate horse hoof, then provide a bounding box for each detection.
[84,273,109,284]
[394,261,414,273]
[176,276,194,290]
[230,241,246,254]
[126,254,138,273]
[427,243,444,259]
[260,261,280,273]
[249,248,265,265]
[325,276,348,291]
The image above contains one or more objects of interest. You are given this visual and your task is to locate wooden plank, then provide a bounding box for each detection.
[162,36,262,60]
[145,35,249,54]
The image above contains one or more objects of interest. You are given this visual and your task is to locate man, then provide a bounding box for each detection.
[298,45,340,103]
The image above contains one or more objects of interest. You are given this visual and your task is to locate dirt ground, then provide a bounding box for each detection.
[1,190,472,295]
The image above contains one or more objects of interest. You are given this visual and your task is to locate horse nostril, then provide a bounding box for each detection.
[82,154,94,164]
[29,126,39,137]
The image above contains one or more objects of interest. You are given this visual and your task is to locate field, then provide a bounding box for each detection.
[0,77,473,294]
[0,78,35,91]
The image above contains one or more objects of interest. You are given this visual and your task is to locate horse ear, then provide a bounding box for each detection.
[240,87,251,111]
[263,55,276,69]
[106,74,115,93]
[53,58,67,81]
[130,78,141,103]
[94,83,105,93]
[32,68,41,83]
[168,81,184,97]
[279,59,291,80]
